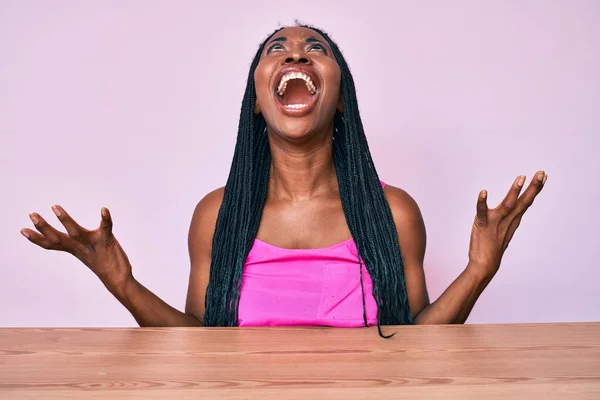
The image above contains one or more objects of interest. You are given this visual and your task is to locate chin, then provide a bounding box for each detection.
[271,120,320,142]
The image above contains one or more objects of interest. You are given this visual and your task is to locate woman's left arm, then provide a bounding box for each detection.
[384,171,547,324]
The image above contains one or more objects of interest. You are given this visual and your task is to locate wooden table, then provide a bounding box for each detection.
[1,323,599,399]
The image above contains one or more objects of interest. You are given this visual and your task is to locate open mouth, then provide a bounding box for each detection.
[274,68,319,116]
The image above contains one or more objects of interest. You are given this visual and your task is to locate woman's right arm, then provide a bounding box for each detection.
[21,188,224,327]
[115,277,201,327]
[184,187,224,325]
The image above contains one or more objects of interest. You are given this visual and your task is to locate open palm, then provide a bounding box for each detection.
[21,206,133,295]
[468,170,547,277]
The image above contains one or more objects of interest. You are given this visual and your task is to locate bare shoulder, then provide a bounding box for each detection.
[382,183,430,315]
[382,183,427,259]
[382,184,425,227]
[188,186,225,252]
[184,186,225,321]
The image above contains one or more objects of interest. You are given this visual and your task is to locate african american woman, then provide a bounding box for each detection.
[20,25,547,337]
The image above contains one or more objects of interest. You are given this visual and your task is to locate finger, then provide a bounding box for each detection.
[476,190,488,226]
[498,175,526,216]
[513,170,547,216]
[29,212,63,246]
[52,205,87,241]
[21,228,56,250]
[100,207,114,242]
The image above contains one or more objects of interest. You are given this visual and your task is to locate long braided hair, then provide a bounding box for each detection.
[203,24,413,335]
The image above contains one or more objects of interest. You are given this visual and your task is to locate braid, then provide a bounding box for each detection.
[202,29,279,326]
[203,25,413,332]
[314,26,413,331]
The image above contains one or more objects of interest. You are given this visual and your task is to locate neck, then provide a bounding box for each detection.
[267,127,337,202]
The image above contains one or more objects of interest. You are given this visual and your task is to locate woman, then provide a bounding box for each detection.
[20,25,546,335]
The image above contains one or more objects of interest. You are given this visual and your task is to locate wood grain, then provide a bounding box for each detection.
[1,323,599,399]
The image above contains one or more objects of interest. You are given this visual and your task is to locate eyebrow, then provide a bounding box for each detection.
[267,37,325,45]
[268,37,287,45]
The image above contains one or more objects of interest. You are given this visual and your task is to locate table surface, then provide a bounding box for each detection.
[1,323,599,399]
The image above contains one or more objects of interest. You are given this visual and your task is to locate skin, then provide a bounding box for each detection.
[21,27,547,326]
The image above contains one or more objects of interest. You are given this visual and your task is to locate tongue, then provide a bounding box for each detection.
[281,79,313,105]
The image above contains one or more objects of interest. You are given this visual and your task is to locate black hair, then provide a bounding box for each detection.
[203,24,413,336]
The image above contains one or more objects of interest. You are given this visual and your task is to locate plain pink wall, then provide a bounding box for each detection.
[1,1,598,327]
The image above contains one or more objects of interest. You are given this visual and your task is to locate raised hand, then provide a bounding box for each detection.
[21,206,134,296]
[468,170,547,279]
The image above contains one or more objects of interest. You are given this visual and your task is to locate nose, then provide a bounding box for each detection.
[283,52,310,65]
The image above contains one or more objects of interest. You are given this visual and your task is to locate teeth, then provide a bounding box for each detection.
[277,71,317,96]
[285,104,308,109]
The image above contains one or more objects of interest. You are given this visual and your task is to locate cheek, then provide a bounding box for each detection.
[254,65,275,108]
[322,63,341,98]
[324,75,341,109]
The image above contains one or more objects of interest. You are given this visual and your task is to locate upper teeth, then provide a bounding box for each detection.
[277,71,317,96]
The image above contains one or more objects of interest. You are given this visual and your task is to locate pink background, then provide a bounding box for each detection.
[1,1,598,327]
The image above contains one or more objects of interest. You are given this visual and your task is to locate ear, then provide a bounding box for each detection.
[337,92,344,112]
[254,100,261,115]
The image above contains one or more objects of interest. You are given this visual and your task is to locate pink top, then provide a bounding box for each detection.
[237,183,385,327]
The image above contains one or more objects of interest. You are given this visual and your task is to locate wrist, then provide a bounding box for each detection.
[465,261,497,284]
[107,275,137,302]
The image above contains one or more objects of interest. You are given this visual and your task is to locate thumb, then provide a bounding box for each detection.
[476,190,488,226]
[100,207,114,242]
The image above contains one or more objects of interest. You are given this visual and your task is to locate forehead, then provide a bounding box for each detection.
[268,27,327,43]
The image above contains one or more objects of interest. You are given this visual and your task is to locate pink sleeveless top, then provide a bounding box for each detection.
[237,183,385,327]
